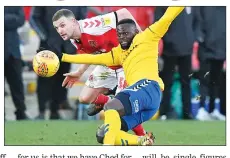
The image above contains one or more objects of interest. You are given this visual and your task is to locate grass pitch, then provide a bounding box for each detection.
[5,120,226,146]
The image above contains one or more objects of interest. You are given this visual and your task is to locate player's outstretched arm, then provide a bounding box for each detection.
[61,51,120,67]
[149,7,184,38]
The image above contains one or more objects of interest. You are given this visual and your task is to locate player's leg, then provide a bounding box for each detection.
[121,109,158,132]
[115,110,158,146]
[96,116,129,144]
[103,108,149,145]
[115,69,146,136]
[96,113,156,145]
[102,95,133,145]
[102,79,161,145]
[82,66,118,116]
[103,109,121,145]
[87,67,126,116]
[84,66,146,135]
[114,80,161,145]
[96,110,157,145]
[114,130,154,146]
[97,92,159,145]
[79,86,110,115]
[96,124,155,146]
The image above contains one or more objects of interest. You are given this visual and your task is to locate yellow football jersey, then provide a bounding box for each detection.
[62,7,185,91]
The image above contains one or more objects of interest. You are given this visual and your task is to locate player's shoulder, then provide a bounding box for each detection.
[78,12,117,35]
[137,26,158,41]
[132,32,147,44]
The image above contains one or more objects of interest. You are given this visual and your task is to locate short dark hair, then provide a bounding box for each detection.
[52,9,75,22]
[117,19,136,26]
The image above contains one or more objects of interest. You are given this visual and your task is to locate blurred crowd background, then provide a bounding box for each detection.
[4,6,226,121]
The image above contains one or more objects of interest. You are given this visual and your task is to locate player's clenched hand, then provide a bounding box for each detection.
[62,71,82,88]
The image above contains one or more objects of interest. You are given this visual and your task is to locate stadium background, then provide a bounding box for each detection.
[4,6,226,145]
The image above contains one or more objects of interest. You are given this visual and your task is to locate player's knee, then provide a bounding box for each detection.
[103,102,113,111]
[103,100,117,111]
[104,99,125,117]
[79,95,92,104]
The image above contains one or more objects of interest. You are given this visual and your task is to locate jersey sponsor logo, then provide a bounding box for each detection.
[88,40,97,48]
[101,17,111,26]
[83,19,101,28]
[98,72,110,80]
[133,100,139,113]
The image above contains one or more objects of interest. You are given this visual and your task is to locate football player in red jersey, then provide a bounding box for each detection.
[52,8,146,137]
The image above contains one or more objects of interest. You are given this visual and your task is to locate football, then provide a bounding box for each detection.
[33,50,60,77]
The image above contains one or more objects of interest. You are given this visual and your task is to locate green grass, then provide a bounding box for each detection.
[5,120,226,146]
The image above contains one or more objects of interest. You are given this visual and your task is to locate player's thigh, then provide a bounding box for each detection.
[104,98,126,116]
[85,65,118,90]
[114,92,133,116]
[122,109,157,131]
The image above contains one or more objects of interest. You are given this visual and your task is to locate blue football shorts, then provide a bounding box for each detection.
[115,79,162,130]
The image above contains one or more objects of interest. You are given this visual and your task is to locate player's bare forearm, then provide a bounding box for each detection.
[116,8,142,32]
[77,64,90,75]
[150,7,185,37]
[61,53,117,67]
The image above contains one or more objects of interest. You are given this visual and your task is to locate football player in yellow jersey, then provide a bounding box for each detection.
[45,7,184,145]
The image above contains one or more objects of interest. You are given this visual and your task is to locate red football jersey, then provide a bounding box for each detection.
[70,12,121,70]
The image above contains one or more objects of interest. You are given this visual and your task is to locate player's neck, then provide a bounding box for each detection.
[72,23,82,40]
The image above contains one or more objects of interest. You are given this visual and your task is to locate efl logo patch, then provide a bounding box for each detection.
[102,17,111,26]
